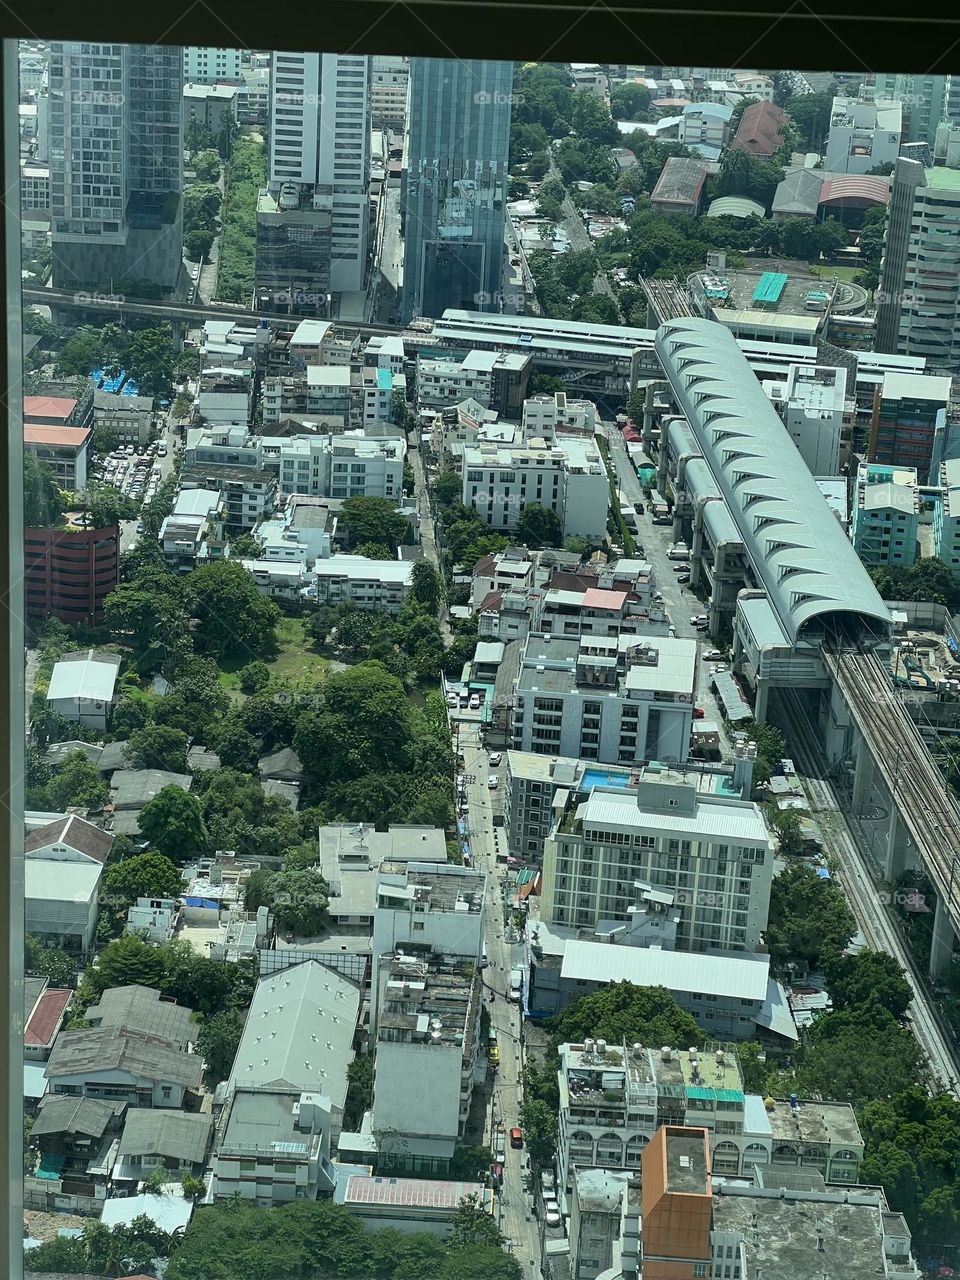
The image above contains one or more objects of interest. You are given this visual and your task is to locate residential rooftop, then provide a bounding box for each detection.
[117,1108,212,1166]
[45,1027,203,1090]
[765,1096,864,1148]
[84,985,195,1046]
[666,1127,710,1194]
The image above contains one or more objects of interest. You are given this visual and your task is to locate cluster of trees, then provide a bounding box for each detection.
[26,747,109,812]
[436,486,562,568]
[186,108,238,162]
[183,182,222,262]
[529,247,619,325]
[217,136,266,304]
[311,592,455,687]
[869,558,960,613]
[56,321,177,400]
[24,453,66,527]
[23,1214,180,1276]
[854,205,886,290]
[860,1087,960,1249]
[765,863,857,970]
[164,1195,522,1280]
[340,495,412,558]
[740,718,787,791]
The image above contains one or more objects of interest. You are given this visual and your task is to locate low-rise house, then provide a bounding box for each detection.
[239,557,307,602]
[26,858,102,954]
[258,747,304,783]
[125,897,180,943]
[93,390,154,447]
[30,1095,126,1170]
[110,769,192,811]
[112,1109,213,1185]
[24,980,73,1062]
[45,1026,203,1107]
[335,1175,493,1236]
[46,650,120,731]
[83,985,196,1048]
[160,487,226,572]
[311,555,414,613]
[25,814,113,866]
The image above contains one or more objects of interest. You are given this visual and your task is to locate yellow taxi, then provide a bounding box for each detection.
[489,1043,501,1069]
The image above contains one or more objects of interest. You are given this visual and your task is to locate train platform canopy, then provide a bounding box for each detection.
[655,318,891,648]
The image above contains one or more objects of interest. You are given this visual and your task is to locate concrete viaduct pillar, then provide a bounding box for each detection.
[930,893,956,979]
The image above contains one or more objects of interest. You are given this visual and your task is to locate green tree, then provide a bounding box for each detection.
[765,863,856,969]
[193,148,222,181]
[341,495,408,552]
[536,175,567,221]
[87,483,138,529]
[229,532,261,560]
[610,82,651,120]
[183,182,222,234]
[212,720,260,773]
[138,786,207,861]
[238,659,271,694]
[355,540,395,560]
[104,570,188,653]
[433,469,463,509]
[519,1097,558,1167]
[103,851,184,910]
[784,92,833,150]
[44,749,110,810]
[245,868,329,936]
[25,935,77,988]
[80,933,168,1000]
[184,228,214,260]
[188,559,281,660]
[515,503,563,548]
[550,982,702,1048]
[196,1008,246,1086]
[795,1006,926,1104]
[410,560,443,612]
[124,724,190,772]
[125,325,176,400]
[821,949,912,1021]
[764,803,804,856]
[450,1193,506,1250]
[344,1052,374,1128]
[24,453,65,527]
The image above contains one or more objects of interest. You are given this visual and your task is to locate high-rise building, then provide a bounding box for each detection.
[876,158,960,371]
[873,72,946,147]
[256,52,370,313]
[49,43,183,292]
[183,47,242,84]
[401,58,513,321]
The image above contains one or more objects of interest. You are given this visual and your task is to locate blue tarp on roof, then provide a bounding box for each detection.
[185,896,220,910]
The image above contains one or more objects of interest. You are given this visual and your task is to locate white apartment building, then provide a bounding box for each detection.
[364,334,406,375]
[416,350,530,415]
[278,433,404,499]
[240,558,308,603]
[286,318,358,369]
[935,457,960,570]
[197,367,254,426]
[469,545,583,609]
[185,425,266,470]
[312,555,413,612]
[370,55,408,129]
[522,392,600,438]
[268,52,370,293]
[541,769,773,949]
[824,96,902,175]
[20,161,49,212]
[555,1041,863,1194]
[255,496,337,564]
[511,633,698,766]
[733,72,773,100]
[764,364,849,476]
[678,102,732,152]
[462,438,608,541]
[183,47,242,84]
[359,366,396,427]
[159,488,225,572]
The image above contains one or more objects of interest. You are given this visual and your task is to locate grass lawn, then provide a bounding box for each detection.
[810,264,860,282]
[266,616,331,683]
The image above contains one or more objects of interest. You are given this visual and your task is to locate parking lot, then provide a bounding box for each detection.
[91,438,168,528]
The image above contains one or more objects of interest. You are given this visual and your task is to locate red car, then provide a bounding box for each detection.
[693,707,705,719]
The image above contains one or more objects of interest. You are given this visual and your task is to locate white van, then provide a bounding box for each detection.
[508,968,523,1002]
[667,545,690,562]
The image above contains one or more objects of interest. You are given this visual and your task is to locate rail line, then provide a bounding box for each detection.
[776,686,959,1094]
[831,648,960,942]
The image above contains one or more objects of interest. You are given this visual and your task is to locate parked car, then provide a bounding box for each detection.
[446,692,459,707]
[705,649,725,661]
[690,615,707,626]
[541,1170,557,1196]
[693,707,705,719]
[489,1044,501,1068]
[510,1127,523,1149]
[487,775,499,790]
[544,1200,562,1228]
[136,521,145,534]
[488,752,502,767]
[633,501,645,514]
[677,573,691,584]
[469,693,481,710]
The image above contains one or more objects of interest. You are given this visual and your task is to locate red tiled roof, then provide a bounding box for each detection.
[24,425,91,448]
[23,395,77,423]
[25,987,72,1047]
[478,590,504,612]
[582,587,628,611]
[733,101,787,157]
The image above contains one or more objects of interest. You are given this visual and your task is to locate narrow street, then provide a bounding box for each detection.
[548,156,619,311]
[455,715,543,1277]
[408,444,453,646]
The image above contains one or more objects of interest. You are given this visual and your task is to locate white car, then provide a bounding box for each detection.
[544,1200,562,1228]
[469,694,480,710]
[488,752,502,767]
[446,692,459,707]
[690,615,707,626]
[487,775,499,790]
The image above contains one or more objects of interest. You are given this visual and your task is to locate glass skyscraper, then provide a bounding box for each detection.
[49,42,183,291]
[401,57,513,322]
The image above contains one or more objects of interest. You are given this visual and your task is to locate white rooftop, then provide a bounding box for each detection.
[100,1186,193,1235]
[47,651,119,704]
[174,488,221,517]
[306,365,352,388]
[578,789,769,844]
[290,319,333,346]
[881,370,953,403]
[313,555,414,584]
[26,859,102,902]
[559,939,769,1001]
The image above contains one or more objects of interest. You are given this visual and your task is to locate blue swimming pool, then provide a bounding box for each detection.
[581,769,632,790]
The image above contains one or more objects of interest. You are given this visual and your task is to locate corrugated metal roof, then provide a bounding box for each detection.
[559,938,769,1001]
[655,319,891,645]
